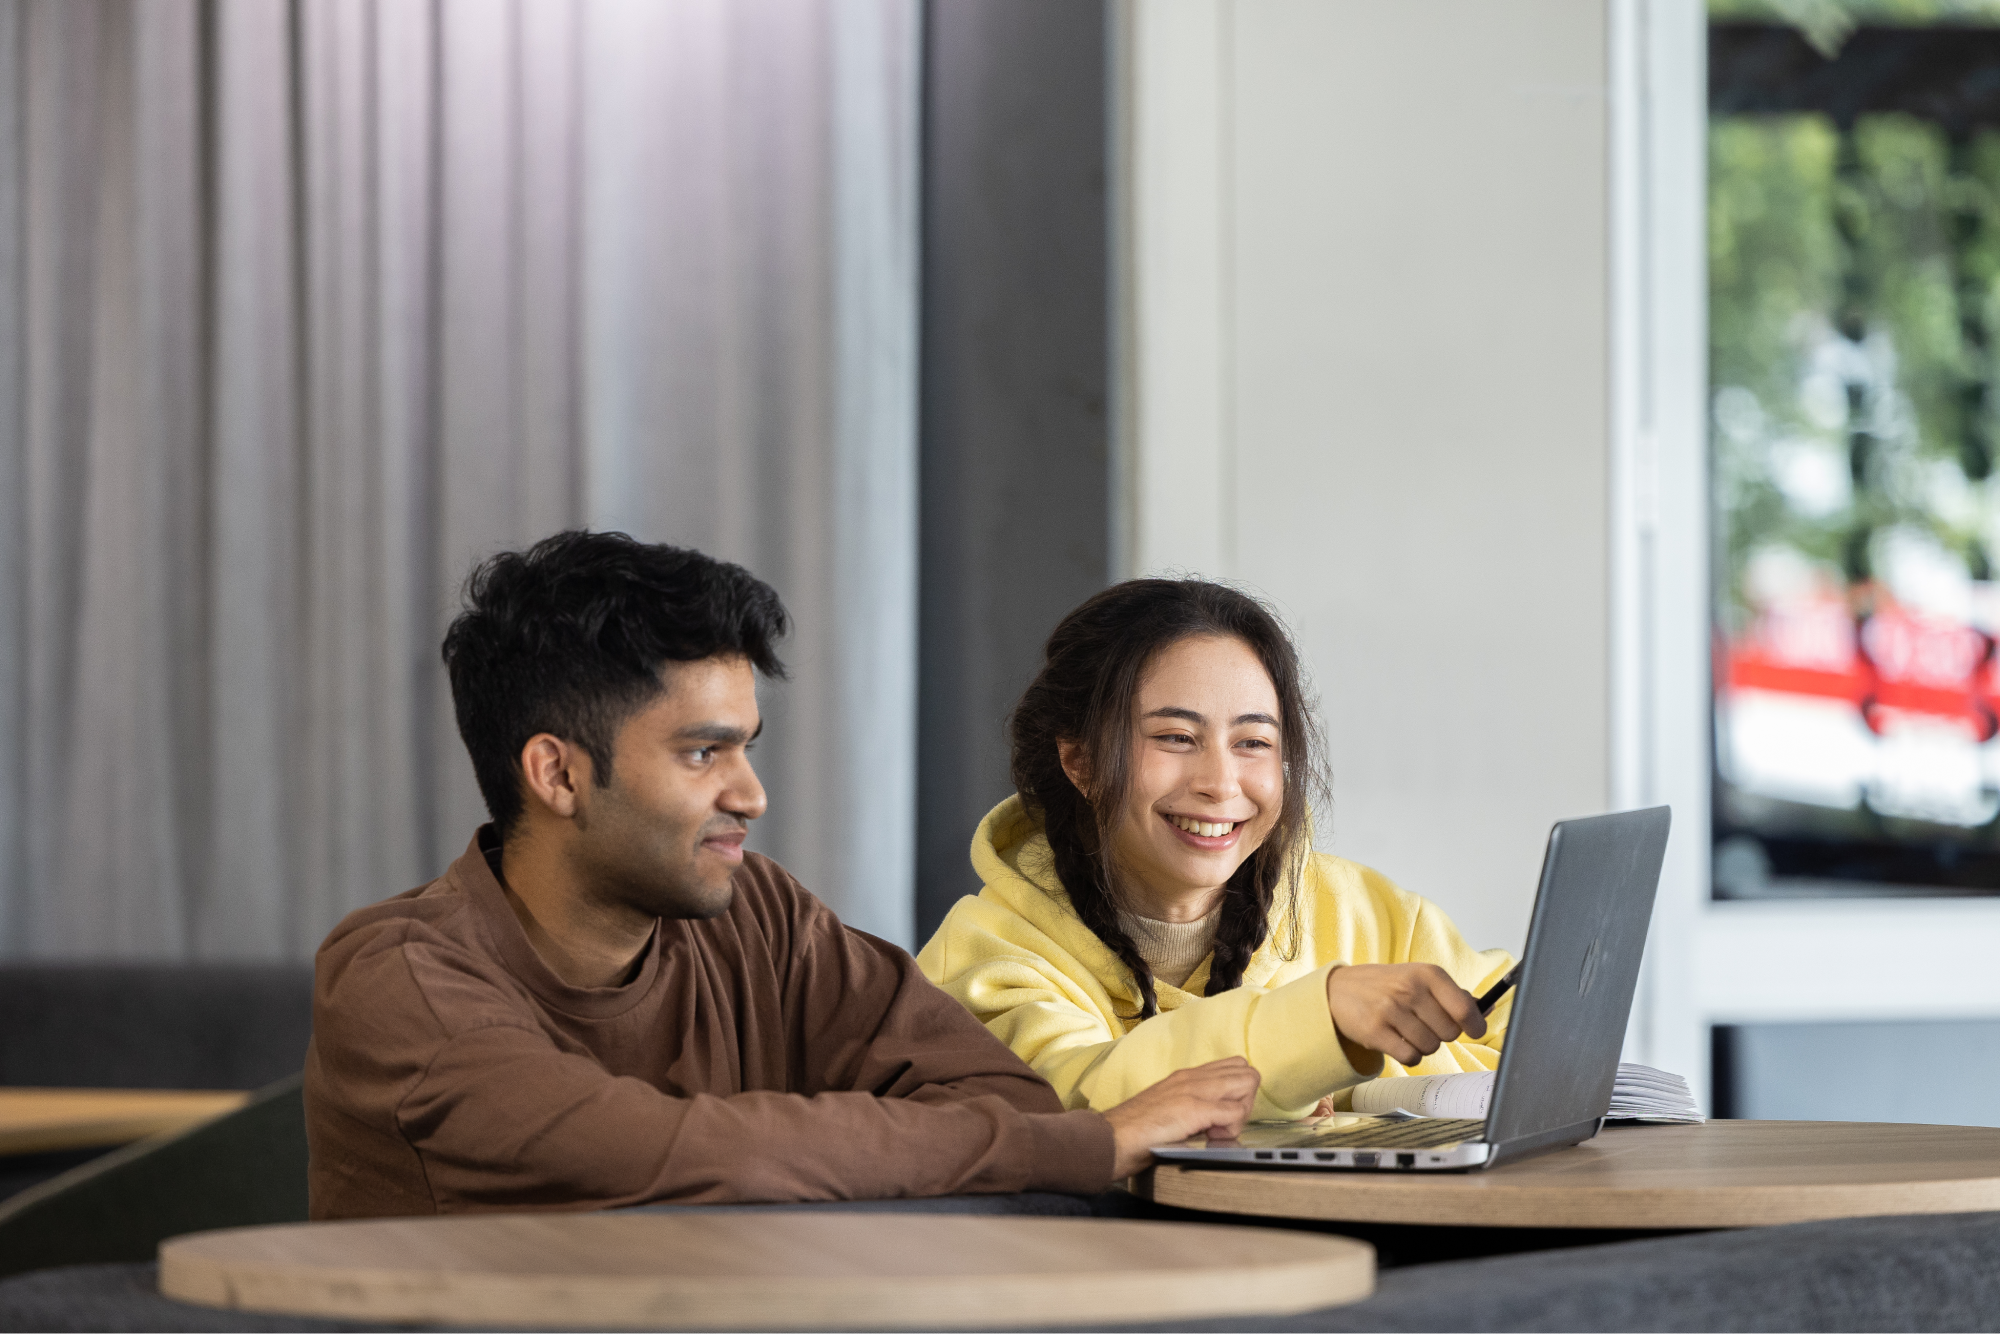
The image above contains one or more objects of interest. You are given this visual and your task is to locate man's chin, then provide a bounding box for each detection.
[616,867,736,922]
[657,861,739,920]
[674,880,736,921]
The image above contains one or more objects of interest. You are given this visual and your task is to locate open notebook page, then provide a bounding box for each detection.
[1345,1063,1701,1123]
[1348,1071,1494,1120]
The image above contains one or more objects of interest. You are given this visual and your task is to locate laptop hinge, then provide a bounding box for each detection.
[1481,1116,1604,1169]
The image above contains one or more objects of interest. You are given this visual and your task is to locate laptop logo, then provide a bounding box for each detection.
[1578,937,1602,996]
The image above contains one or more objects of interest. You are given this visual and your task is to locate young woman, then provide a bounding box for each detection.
[917,579,1514,1119]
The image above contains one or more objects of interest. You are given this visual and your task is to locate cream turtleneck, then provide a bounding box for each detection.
[1115,905,1221,991]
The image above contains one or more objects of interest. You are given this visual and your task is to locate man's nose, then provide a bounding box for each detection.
[725,756,768,822]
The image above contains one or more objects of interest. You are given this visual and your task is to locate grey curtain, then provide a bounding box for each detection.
[0,0,919,959]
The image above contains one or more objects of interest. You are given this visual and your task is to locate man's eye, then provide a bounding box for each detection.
[691,746,716,763]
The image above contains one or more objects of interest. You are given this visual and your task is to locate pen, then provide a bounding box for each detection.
[1475,963,1521,1016]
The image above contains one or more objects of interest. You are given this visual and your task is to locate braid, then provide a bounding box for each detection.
[1204,861,1273,996]
[1077,891,1161,1022]
[1044,791,1162,1021]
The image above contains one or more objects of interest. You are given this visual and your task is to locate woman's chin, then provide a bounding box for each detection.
[1140,846,1253,898]
[1115,826,1265,904]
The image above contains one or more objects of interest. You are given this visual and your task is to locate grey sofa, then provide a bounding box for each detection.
[0,962,316,1205]
[0,1075,307,1281]
[0,963,315,1091]
[3,1207,1999,1331]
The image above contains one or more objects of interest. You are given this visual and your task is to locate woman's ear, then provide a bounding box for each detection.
[1056,738,1091,797]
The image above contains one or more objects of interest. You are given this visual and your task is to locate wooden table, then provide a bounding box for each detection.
[159,1213,1375,1329]
[0,1088,249,1156]
[1138,1120,2000,1230]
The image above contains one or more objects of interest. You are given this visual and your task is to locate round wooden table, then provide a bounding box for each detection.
[159,1212,1376,1329]
[0,1088,247,1156]
[1138,1120,2000,1229]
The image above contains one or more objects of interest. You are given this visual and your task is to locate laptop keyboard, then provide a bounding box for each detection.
[1299,1118,1485,1149]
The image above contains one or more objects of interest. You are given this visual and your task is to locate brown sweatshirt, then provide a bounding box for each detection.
[303,831,1115,1219]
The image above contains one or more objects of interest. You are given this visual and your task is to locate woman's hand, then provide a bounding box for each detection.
[1326,962,1486,1071]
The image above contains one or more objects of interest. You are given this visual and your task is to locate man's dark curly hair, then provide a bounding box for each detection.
[441,530,789,837]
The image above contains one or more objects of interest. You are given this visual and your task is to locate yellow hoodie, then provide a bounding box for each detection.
[917,796,1516,1120]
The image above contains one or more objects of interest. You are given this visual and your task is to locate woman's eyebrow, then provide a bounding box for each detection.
[1142,706,1278,728]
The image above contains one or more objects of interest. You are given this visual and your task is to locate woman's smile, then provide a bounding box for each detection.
[1161,811,1246,850]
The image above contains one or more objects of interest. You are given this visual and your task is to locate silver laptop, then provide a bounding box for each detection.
[1152,806,1671,1173]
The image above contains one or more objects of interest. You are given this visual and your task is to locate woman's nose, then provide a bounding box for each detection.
[1188,750,1241,800]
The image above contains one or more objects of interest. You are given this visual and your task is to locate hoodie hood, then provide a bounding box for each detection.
[969,795,1303,1014]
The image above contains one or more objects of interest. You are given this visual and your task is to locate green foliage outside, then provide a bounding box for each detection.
[1711,0,2000,57]
[1710,111,2000,630]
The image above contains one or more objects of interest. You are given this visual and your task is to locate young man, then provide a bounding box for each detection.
[304,531,1258,1218]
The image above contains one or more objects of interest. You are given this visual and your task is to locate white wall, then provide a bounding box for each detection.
[1117,0,1611,957]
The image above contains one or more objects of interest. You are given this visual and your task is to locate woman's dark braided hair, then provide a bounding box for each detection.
[1009,579,1329,1021]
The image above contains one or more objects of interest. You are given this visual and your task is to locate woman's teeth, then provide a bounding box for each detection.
[1169,815,1237,838]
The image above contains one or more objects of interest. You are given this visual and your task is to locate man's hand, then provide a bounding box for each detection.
[1100,1058,1261,1178]
[1326,963,1486,1069]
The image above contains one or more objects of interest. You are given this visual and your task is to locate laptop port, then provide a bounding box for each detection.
[1279,1151,1298,1160]
[1254,1150,1272,1160]
[1314,1152,1335,1162]
[1396,1153,1416,1169]
[1351,1152,1378,1168]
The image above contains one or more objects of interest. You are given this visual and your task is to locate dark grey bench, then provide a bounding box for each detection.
[6,1208,2000,1332]
[0,962,316,1204]
[0,963,315,1091]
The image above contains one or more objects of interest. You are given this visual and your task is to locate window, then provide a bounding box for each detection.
[1709,6,2000,895]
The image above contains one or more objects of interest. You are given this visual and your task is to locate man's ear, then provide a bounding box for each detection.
[1056,738,1091,798]
[518,734,591,820]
